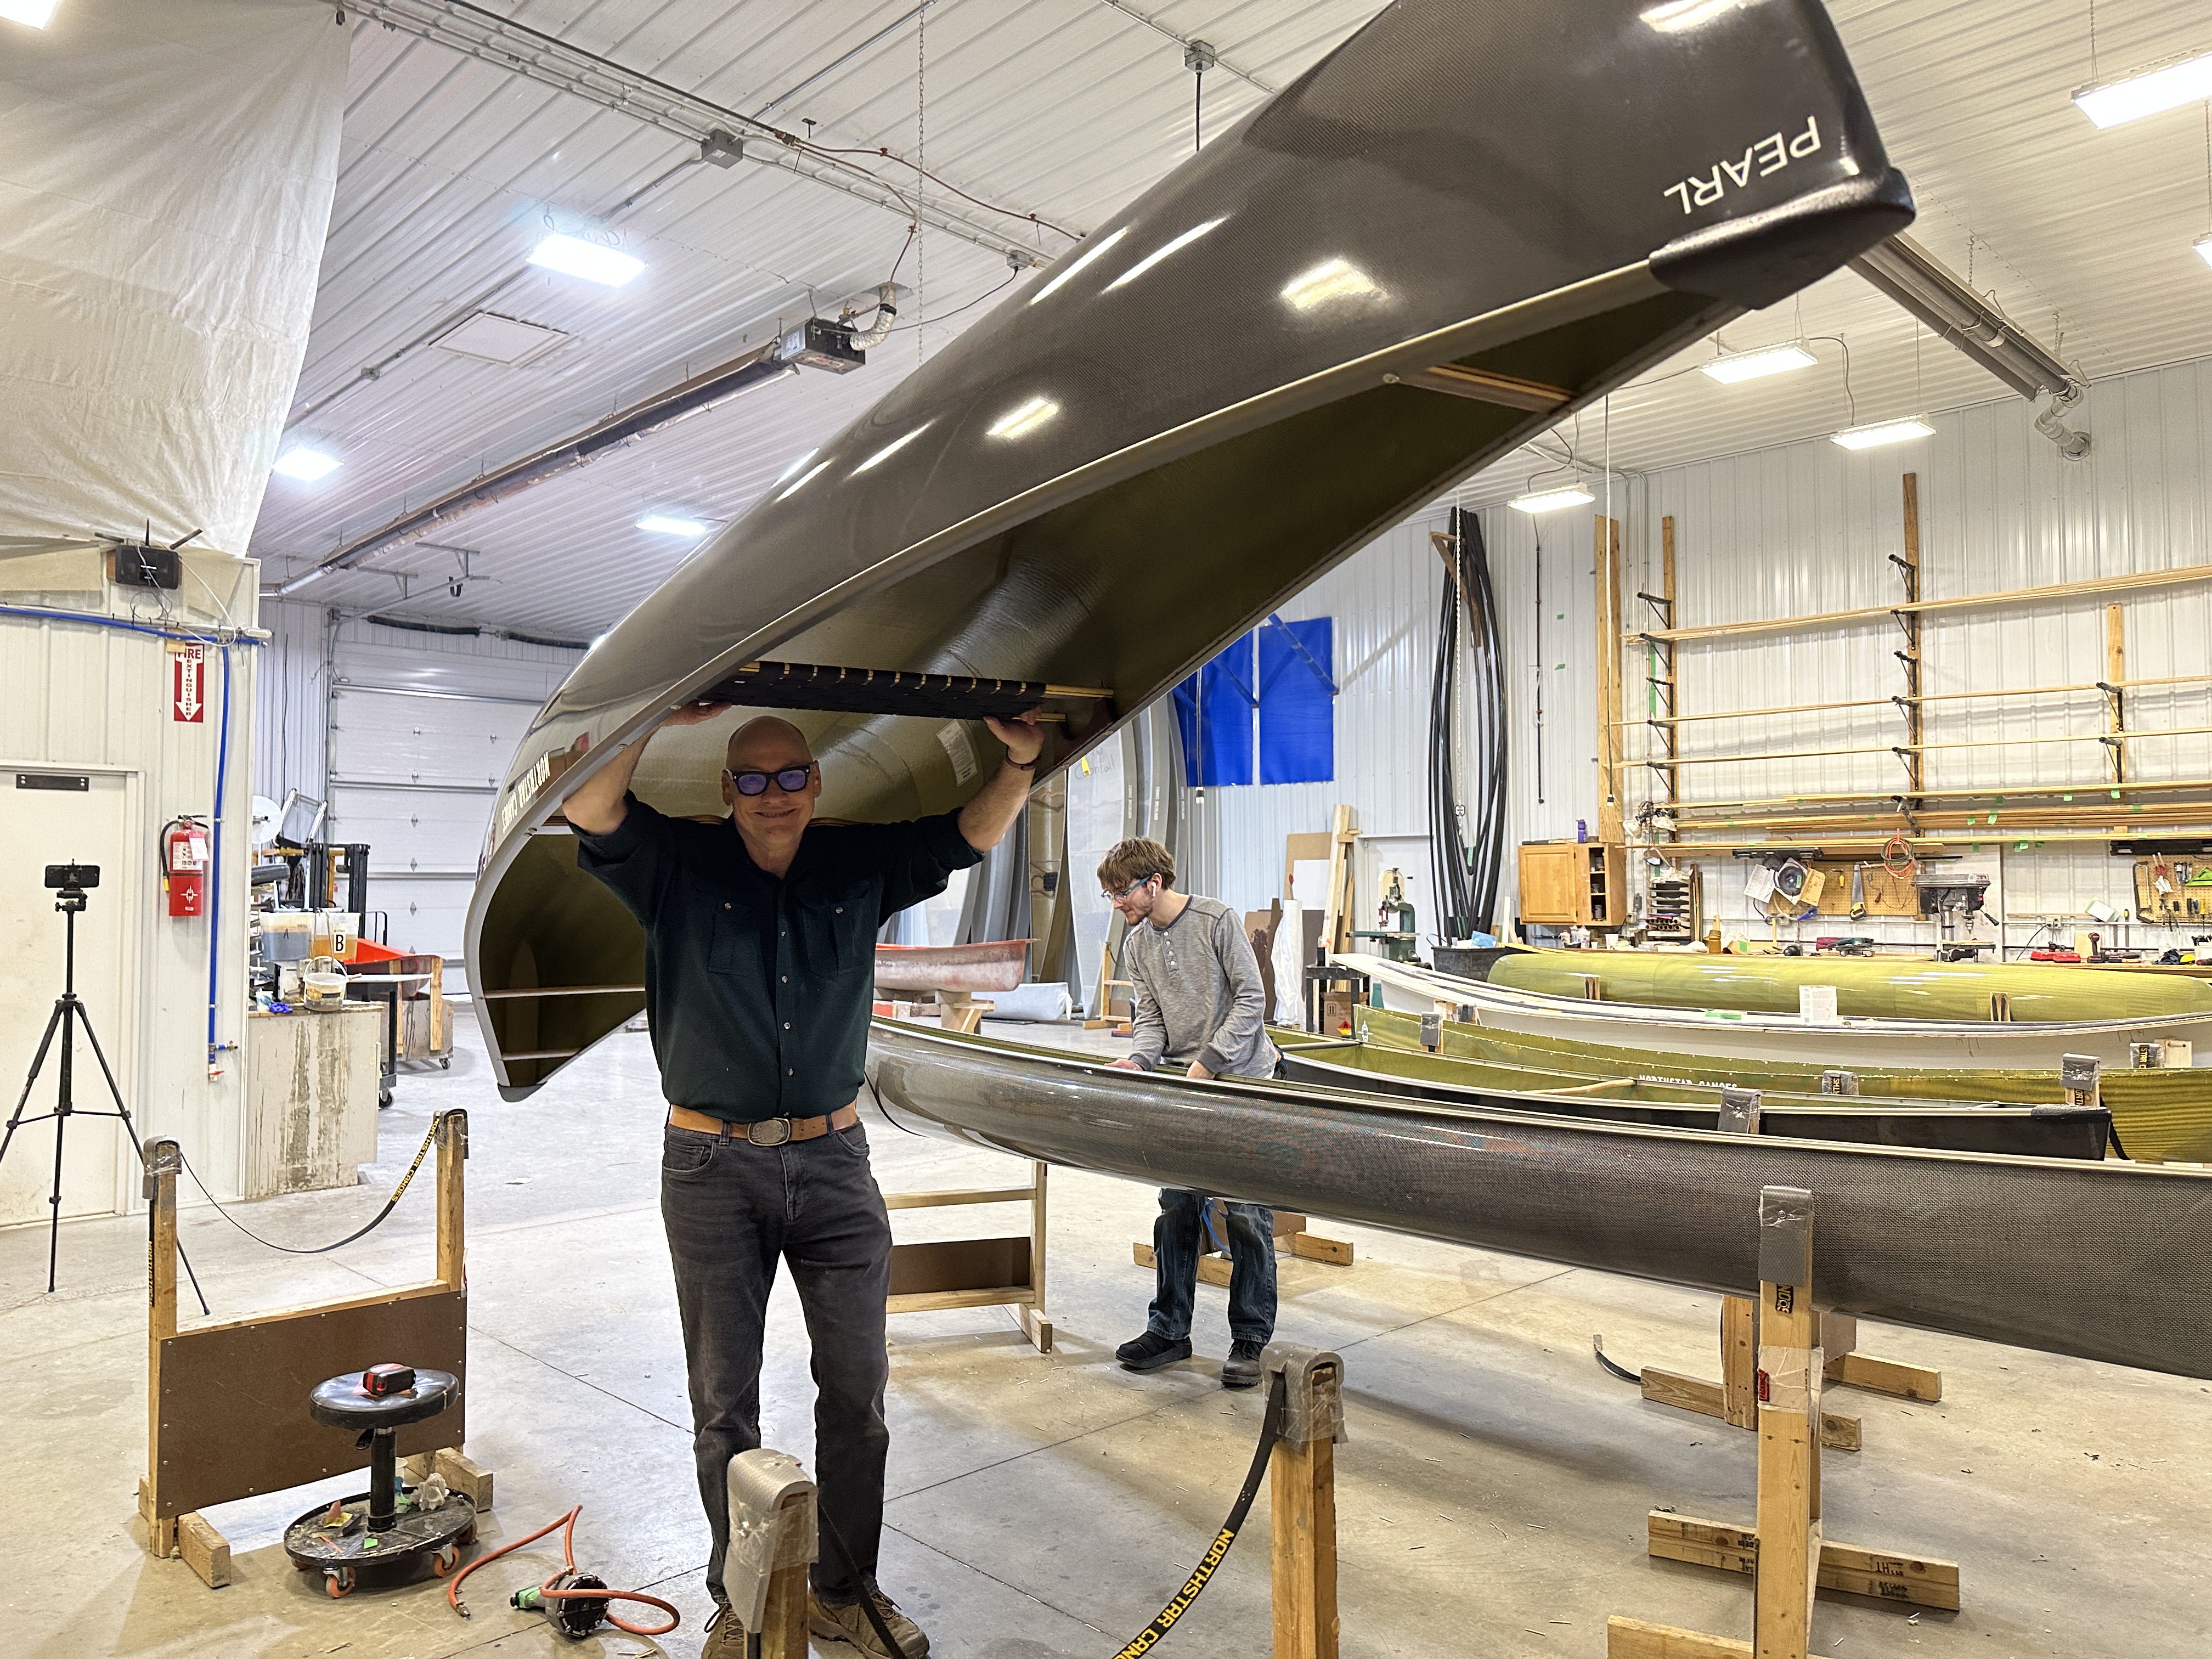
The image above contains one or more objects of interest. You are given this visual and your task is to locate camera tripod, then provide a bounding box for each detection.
[0,879,205,1310]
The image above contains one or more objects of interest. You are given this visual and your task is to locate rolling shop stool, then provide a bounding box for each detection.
[282,1363,476,1598]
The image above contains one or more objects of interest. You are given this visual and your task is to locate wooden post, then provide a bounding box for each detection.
[1897,475,1925,809]
[1597,516,1627,844]
[1320,804,1359,955]
[1752,1187,1820,1658]
[1269,1348,1342,1659]
[143,1138,180,1560]
[2104,602,2126,787]
[1721,1294,1757,1430]
[435,1108,466,1291]
[1652,515,1680,832]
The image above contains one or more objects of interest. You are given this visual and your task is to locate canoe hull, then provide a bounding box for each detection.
[873,941,1030,994]
[867,1020,2212,1380]
[1355,954,2212,1070]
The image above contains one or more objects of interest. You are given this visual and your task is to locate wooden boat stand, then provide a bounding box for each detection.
[1607,1187,1959,1659]
[885,1159,1053,1352]
[140,1110,488,1588]
[1632,1295,1943,1454]
[1133,1204,1356,1285]
[731,1345,1345,1659]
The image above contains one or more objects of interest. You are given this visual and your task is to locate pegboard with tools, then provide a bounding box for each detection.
[2135,856,2212,924]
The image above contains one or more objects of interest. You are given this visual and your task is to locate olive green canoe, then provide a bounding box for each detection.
[1345,1005,2212,1163]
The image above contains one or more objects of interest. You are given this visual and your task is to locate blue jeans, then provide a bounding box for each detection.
[1148,1189,1277,1346]
[660,1120,890,1606]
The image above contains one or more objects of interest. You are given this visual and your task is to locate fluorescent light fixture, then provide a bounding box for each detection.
[1028,228,1127,305]
[1640,0,1745,31]
[0,0,60,25]
[1106,217,1226,290]
[774,448,819,485]
[528,233,645,286]
[2197,234,2212,269]
[1831,417,1934,450]
[2073,48,2212,129]
[272,446,341,481]
[1508,486,1595,515]
[1282,257,1384,312]
[1700,342,1816,383]
[851,422,932,475]
[986,396,1059,440]
[775,459,831,502]
[636,515,707,537]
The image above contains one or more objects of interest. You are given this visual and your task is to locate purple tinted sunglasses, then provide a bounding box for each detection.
[724,764,816,797]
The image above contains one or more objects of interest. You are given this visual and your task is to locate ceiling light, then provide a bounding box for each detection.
[775,459,831,502]
[1700,343,1816,383]
[2073,48,2212,129]
[1028,228,1127,305]
[986,397,1059,439]
[1106,217,1226,291]
[636,515,707,537]
[852,422,932,475]
[528,233,645,287]
[1639,0,1745,31]
[1831,417,1934,450]
[272,447,341,482]
[1282,257,1385,311]
[1508,486,1595,515]
[0,0,59,25]
[2196,235,2212,269]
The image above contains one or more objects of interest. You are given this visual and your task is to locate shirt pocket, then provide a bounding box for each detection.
[800,888,876,979]
[708,898,759,974]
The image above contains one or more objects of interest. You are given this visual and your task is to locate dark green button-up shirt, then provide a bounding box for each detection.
[576,795,982,1121]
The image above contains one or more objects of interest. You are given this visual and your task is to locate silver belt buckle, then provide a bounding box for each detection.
[746,1117,793,1147]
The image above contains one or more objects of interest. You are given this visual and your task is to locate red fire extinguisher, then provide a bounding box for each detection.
[162,818,210,918]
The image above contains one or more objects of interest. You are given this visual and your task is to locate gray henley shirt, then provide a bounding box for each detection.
[1122,893,1281,1079]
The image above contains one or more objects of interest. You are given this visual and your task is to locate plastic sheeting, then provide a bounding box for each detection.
[0,0,346,555]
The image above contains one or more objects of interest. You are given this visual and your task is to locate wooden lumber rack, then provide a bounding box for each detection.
[1607,1187,1959,1659]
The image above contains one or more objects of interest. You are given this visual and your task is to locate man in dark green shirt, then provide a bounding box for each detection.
[568,702,1041,1658]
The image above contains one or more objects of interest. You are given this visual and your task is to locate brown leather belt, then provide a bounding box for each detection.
[667,1101,860,1146]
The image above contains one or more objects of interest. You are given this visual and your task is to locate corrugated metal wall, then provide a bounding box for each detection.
[1,569,259,1215]
[1182,351,2212,956]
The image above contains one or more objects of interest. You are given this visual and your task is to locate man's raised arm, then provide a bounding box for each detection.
[959,713,1047,851]
[563,700,730,835]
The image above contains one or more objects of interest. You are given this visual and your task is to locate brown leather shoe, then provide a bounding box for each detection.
[700,1604,750,1659]
[809,1585,931,1657]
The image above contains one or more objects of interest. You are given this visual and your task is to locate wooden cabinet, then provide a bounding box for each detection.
[1518,840,1626,928]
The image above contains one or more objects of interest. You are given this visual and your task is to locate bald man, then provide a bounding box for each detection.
[566,702,1043,1658]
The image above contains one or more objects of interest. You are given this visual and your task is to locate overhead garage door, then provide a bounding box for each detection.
[325,636,577,966]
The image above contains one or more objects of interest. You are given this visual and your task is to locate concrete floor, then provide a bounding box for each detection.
[4,1005,2207,1659]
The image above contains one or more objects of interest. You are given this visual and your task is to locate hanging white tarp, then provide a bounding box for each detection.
[0,0,345,554]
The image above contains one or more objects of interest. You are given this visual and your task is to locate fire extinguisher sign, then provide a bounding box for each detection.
[171,644,205,724]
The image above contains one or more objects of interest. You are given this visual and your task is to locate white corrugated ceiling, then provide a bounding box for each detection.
[251,0,2212,636]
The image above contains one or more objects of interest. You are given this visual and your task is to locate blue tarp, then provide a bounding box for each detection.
[1258,616,1334,783]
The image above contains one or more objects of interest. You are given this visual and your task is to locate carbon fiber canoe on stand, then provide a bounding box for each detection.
[866,1021,2212,1381]
[466,0,1913,1096]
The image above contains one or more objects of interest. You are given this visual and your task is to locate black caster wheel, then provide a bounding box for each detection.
[439,1057,450,1070]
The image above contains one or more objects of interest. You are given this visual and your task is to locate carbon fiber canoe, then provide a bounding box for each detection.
[866,1020,2212,1381]
[466,0,1913,1096]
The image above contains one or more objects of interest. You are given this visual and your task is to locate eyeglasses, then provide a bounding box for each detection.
[724,764,816,797]
[1101,876,1156,904]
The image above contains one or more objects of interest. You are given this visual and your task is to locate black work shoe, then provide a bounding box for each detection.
[1116,1330,1193,1371]
[1221,1339,1265,1390]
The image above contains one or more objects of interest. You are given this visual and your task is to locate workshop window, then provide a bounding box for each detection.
[1173,616,1334,787]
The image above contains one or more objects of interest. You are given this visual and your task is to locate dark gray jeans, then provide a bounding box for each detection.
[661,1119,891,1606]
